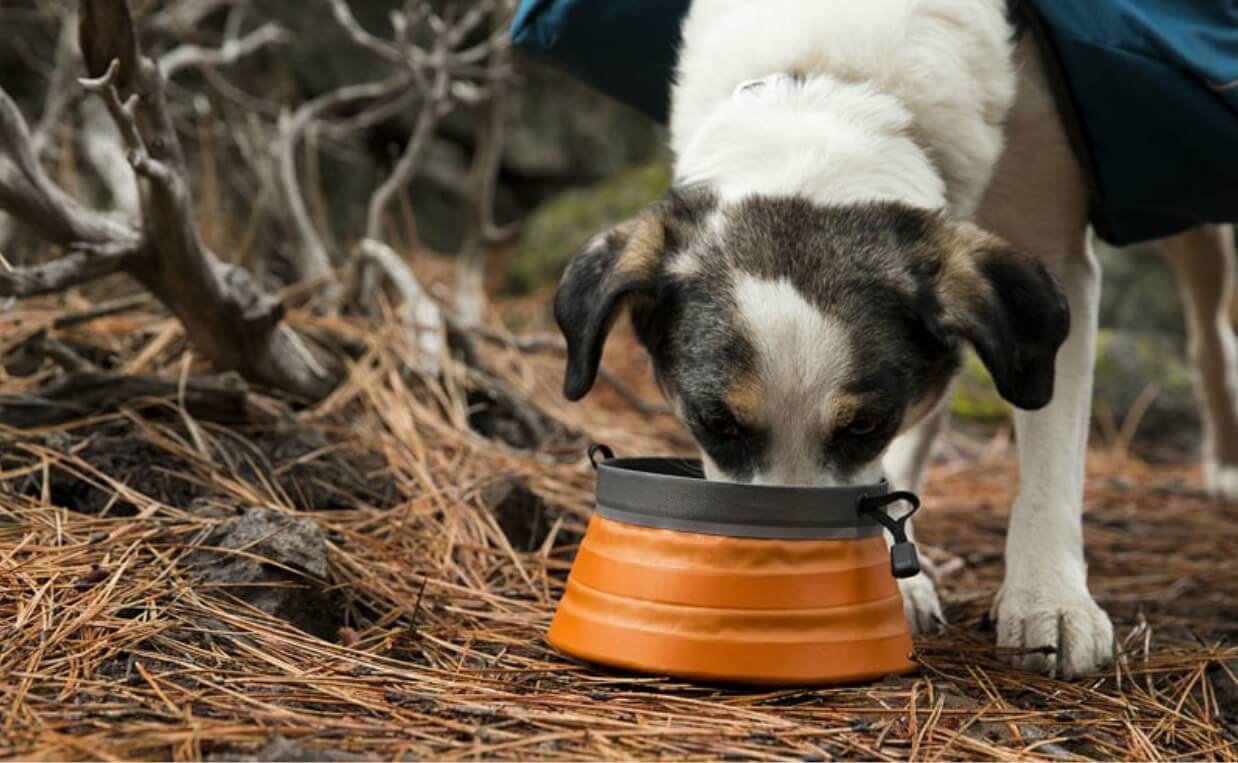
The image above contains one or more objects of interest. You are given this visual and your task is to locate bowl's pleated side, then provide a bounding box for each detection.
[549,515,916,686]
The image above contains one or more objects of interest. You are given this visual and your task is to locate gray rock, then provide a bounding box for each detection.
[189,508,340,639]
[1097,239,1185,338]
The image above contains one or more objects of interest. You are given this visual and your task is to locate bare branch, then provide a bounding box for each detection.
[52,293,151,329]
[0,83,53,189]
[453,1,513,326]
[357,237,445,375]
[444,1,494,48]
[0,369,250,429]
[145,0,240,37]
[80,1,341,399]
[318,89,418,139]
[79,0,138,88]
[78,59,148,163]
[325,0,404,63]
[194,66,278,117]
[283,76,414,139]
[425,5,448,38]
[273,114,333,283]
[40,336,100,374]
[79,97,139,220]
[0,84,137,247]
[273,75,414,282]
[364,58,452,241]
[0,12,79,249]
[0,1,345,403]
[453,25,513,67]
[0,241,138,298]
[80,62,182,204]
[158,21,288,78]
[31,12,81,156]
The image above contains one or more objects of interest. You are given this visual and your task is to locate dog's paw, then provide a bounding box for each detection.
[993,584,1113,678]
[1205,459,1238,502]
[899,572,945,635]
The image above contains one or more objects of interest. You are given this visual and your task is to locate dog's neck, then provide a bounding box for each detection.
[672,73,946,211]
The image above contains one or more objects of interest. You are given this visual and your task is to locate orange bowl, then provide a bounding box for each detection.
[548,454,917,685]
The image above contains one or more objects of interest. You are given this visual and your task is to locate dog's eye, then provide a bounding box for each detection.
[698,407,741,439]
[846,415,880,436]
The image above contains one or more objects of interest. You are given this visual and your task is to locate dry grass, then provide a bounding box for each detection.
[1,291,1236,761]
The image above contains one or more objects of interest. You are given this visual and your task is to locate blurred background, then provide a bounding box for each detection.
[0,0,1220,459]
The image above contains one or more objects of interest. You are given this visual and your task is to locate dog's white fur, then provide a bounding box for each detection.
[724,275,884,487]
[673,0,1015,217]
[669,0,1238,678]
[677,77,947,211]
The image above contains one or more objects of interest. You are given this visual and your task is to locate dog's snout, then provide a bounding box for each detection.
[708,450,848,487]
[750,467,844,488]
[755,437,841,487]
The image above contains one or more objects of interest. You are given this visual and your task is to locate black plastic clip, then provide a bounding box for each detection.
[858,491,922,579]
[587,443,615,470]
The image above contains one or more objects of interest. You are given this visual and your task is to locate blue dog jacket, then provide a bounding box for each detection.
[511,0,1238,246]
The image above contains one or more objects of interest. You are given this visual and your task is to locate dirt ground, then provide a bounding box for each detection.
[1,287,1236,760]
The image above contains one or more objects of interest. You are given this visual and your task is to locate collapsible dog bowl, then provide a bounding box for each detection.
[548,446,921,685]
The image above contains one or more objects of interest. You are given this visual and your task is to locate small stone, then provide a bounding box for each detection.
[75,565,110,590]
[337,627,359,647]
[188,508,340,639]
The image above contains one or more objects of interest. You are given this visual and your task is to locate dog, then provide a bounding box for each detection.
[552,0,1238,678]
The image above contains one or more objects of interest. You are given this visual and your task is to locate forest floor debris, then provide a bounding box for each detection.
[1,295,1236,761]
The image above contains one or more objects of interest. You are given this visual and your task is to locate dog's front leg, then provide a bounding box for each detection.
[976,37,1114,679]
[994,241,1113,678]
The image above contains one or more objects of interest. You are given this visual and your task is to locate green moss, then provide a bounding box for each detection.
[503,161,672,295]
[951,329,1194,426]
[950,349,1011,422]
[1093,329,1115,374]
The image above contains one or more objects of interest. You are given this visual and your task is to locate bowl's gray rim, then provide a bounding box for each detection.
[595,456,887,494]
[592,456,889,539]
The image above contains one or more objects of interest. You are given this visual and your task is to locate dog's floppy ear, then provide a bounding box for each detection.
[554,214,668,401]
[931,222,1070,410]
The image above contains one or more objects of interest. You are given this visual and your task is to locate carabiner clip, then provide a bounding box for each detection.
[587,443,615,470]
[858,491,922,579]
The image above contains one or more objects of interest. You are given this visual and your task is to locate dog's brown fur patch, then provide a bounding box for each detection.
[725,372,764,426]
[933,220,1001,321]
[827,393,864,425]
[614,216,666,278]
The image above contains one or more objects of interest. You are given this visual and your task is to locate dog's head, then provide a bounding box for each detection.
[555,189,1069,486]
